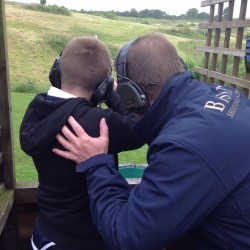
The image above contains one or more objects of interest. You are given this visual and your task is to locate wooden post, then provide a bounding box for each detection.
[0,0,16,189]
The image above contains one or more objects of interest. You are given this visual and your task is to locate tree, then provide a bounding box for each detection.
[152,9,166,19]
[40,0,46,5]
[139,9,151,18]
[130,8,138,17]
[198,12,209,20]
[186,8,198,19]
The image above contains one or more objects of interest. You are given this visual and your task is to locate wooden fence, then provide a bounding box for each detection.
[195,0,250,97]
[0,0,16,248]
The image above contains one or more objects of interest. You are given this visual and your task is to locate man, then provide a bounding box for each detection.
[53,33,250,249]
[20,36,144,250]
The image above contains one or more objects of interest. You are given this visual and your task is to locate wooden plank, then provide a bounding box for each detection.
[19,210,38,241]
[0,0,15,189]
[196,46,245,57]
[201,0,232,7]
[220,0,234,84]
[199,20,250,29]
[14,179,144,203]
[15,182,38,204]
[1,204,19,250]
[232,0,248,78]
[194,67,250,89]
[0,189,14,234]
[202,4,215,82]
[15,203,38,248]
[210,2,223,82]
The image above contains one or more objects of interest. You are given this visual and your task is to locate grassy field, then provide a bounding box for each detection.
[6,2,208,182]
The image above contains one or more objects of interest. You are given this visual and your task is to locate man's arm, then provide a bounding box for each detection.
[53,117,228,250]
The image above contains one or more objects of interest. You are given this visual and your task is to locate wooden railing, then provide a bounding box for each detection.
[195,0,250,96]
[0,0,16,248]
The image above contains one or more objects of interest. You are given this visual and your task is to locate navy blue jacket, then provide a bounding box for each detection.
[77,72,250,250]
[20,91,145,250]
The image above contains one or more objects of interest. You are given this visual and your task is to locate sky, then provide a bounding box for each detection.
[12,0,210,15]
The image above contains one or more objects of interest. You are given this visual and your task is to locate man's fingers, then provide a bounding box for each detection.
[68,116,87,138]
[61,123,78,144]
[56,133,73,151]
[100,118,109,138]
[52,148,77,162]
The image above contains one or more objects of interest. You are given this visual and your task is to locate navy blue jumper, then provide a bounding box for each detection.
[77,71,250,250]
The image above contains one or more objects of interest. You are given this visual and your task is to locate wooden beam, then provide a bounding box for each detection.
[199,20,250,29]
[202,4,215,82]
[0,0,15,189]
[194,67,250,89]
[0,189,14,234]
[196,46,245,57]
[15,182,38,204]
[232,0,248,78]
[201,0,232,7]
[0,204,19,250]
[220,0,234,84]
[210,2,224,82]
[14,178,144,204]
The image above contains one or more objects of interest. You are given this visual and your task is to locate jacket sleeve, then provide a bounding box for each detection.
[105,108,145,153]
[79,140,229,250]
[75,94,145,154]
[104,91,145,153]
[105,91,128,115]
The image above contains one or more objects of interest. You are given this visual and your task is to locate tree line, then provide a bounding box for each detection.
[38,0,209,20]
[80,8,209,20]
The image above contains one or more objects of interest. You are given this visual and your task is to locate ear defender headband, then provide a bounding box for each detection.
[49,51,63,89]
[115,39,150,114]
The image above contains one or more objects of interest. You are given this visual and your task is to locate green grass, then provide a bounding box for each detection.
[11,92,38,181]
[6,2,208,182]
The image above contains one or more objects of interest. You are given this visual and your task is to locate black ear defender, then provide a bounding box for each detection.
[49,51,63,89]
[115,39,150,114]
[115,39,189,114]
[90,75,114,106]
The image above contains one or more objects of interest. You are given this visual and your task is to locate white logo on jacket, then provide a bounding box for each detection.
[203,85,240,118]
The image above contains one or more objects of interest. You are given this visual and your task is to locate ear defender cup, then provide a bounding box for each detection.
[117,80,149,114]
[90,76,114,106]
[49,52,63,89]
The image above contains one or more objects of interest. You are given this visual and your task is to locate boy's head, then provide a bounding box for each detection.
[50,36,113,104]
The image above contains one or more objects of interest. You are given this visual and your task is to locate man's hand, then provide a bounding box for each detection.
[52,116,109,164]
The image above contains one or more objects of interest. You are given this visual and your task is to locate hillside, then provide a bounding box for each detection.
[5,2,205,92]
[4,2,206,181]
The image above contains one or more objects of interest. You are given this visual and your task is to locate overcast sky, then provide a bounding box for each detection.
[11,0,248,17]
[12,0,209,15]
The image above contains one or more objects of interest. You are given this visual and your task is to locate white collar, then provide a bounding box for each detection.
[47,86,76,99]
